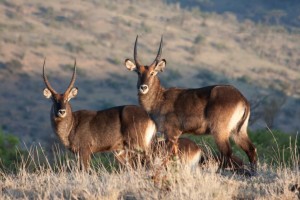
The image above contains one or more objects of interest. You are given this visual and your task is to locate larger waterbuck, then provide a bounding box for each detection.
[42,60,157,170]
[124,36,257,175]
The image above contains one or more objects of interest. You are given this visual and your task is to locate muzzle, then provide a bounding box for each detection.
[57,109,66,118]
[139,84,149,94]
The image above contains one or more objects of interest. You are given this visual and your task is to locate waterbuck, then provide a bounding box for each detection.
[124,36,257,174]
[152,136,205,168]
[42,60,156,170]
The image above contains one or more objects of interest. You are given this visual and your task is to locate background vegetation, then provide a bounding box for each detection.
[0,0,299,152]
[0,128,20,171]
[0,127,299,199]
[1,127,298,172]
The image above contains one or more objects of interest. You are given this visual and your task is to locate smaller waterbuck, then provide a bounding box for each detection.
[152,136,205,168]
[124,36,257,175]
[42,60,157,170]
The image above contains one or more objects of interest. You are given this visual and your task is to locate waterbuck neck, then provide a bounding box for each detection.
[138,78,165,113]
[50,103,74,148]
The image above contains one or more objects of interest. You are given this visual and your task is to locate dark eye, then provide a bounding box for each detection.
[150,72,155,76]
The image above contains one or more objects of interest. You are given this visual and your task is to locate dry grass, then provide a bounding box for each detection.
[1,144,299,200]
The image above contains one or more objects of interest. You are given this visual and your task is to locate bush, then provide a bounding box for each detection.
[194,34,205,44]
[0,128,21,170]
[64,42,84,53]
[248,129,299,166]
[107,57,121,66]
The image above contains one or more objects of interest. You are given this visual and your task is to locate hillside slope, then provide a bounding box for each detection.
[0,0,299,149]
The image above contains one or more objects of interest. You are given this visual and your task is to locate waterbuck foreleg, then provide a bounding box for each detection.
[79,148,91,172]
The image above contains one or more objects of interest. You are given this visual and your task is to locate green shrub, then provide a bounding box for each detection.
[249,129,299,167]
[107,57,121,66]
[194,34,205,44]
[90,153,119,172]
[64,42,84,53]
[210,42,228,51]
[0,128,21,170]
[140,21,152,33]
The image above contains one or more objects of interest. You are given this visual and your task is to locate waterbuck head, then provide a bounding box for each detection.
[124,36,166,95]
[43,59,78,118]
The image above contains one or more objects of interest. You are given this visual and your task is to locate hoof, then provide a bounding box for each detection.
[236,168,257,177]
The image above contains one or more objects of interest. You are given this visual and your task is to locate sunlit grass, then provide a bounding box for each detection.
[1,133,299,200]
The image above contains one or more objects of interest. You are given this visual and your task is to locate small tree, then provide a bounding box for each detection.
[263,95,287,129]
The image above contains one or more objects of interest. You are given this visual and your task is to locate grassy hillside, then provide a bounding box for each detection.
[0,0,299,150]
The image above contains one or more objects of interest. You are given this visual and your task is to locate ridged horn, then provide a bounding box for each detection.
[134,35,142,67]
[65,59,77,93]
[150,36,163,67]
[43,58,57,94]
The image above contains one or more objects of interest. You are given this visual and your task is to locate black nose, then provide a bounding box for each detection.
[58,109,66,115]
[140,85,148,91]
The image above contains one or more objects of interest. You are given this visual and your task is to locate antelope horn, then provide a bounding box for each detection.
[43,58,57,94]
[134,35,142,67]
[150,36,163,67]
[65,59,77,93]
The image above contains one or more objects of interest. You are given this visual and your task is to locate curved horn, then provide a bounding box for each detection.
[150,36,163,67]
[65,59,77,93]
[43,58,57,94]
[134,35,142,67]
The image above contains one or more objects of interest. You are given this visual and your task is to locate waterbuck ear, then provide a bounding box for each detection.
[124,59,137,71]
[43,88,52,99]
[68,87,78,101]
[154,59,166,72]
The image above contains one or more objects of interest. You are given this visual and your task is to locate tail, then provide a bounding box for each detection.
[236,101,250,134]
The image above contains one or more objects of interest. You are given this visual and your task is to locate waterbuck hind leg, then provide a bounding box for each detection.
[214,134,236,172]
[232,133,257,173]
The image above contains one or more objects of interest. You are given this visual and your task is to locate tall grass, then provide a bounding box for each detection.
[0,134,299,200]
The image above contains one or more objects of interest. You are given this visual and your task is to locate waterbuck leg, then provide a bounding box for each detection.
[214,134,235,172]
[80,149,91,172]
[233,133,257,173]
[165,127,181,159]
[151,130,180,185]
